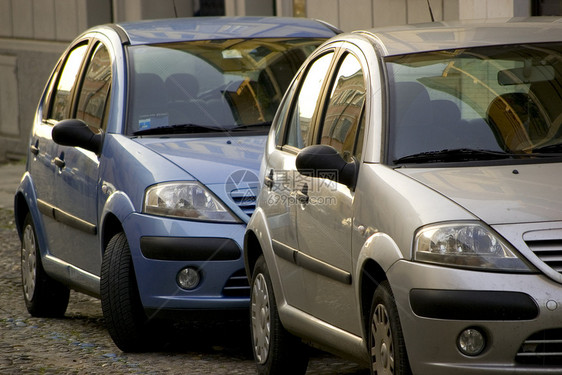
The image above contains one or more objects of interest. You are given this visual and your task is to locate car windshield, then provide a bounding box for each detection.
[386,43,562,165]
[126,37,324,135]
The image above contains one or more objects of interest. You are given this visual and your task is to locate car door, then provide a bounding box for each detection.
[295,50,367,335]
[33,41,90,258]
[262,50,337,308]
[50,41,112,275]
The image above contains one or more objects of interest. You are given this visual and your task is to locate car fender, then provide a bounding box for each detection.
[99,189,136,247]
[355,231,404,305]
[244,206,289,309]
[353,231,404,339]
[244,206,270,274]
[101,190,135,223]
[14,171,50,257]
[357,231,404,275]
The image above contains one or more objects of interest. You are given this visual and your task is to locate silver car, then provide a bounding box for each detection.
[244,18,562,375]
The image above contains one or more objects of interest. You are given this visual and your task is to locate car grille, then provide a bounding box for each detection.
[222,269,250,297]
[228,188,256,217]
[525,237,562,273]
[516,329,562,365]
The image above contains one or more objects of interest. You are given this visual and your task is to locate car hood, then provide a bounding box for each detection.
[136,135,266,184]
[398,162,562,224]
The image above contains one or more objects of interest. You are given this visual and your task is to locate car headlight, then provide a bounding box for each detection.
[414,222,534,272]
[143,182,241,223]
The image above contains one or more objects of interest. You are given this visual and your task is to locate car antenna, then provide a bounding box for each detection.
[426,0,435,22]
[173,0,178,17]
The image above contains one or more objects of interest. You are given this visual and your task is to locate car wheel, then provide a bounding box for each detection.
[369,281,411,375]
[251,256,309,375]
[100,232,155,352]
[21,213,70,317]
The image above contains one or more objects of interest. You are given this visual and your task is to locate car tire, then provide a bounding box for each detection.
[100,232,155,352]
[20,213,70,317]
[250,256,309,375]
[369,281,411,375]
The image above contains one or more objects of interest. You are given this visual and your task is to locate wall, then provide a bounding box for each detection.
[0,40,68,160]
[0,0,110,41]
[111,0,195,22]
[0,0,111,161]
[225,0,274,16]
[268,0,531,31]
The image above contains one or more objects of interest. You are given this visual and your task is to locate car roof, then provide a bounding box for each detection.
[355,17,562,56]
[114,16,340,45]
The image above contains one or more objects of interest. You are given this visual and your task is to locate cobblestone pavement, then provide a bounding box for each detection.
[0,208,369,374]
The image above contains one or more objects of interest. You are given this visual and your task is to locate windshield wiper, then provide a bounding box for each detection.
[394,148,514,164]
[133,123,226,136]
[532,143,562,154]
[229,121,272,131]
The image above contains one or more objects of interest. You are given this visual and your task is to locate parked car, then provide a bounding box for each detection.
[13,16,338,352]
[244,18,562,374]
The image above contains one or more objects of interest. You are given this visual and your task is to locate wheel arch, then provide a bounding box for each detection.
[13,174,49,258]
[13,172,36,239]
[100,212,124,254]
[243,207,270,282]
[244,228,263,282]
[357,232,404,342]
[359,259,387,342]
[14,191,29,239]
[99,190,135,255]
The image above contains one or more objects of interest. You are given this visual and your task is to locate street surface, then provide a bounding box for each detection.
[0,208,368,374]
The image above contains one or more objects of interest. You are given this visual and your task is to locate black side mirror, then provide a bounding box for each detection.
[52,119,103,155]
[295,144,357,188]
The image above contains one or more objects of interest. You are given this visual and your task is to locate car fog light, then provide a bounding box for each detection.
[177,267,200,290]
[457,328,486,356]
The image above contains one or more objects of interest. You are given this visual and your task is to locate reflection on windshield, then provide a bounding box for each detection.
[126,38,324,135]
[386,43,562,164]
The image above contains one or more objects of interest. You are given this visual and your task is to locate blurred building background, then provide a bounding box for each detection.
[0,0,558,162]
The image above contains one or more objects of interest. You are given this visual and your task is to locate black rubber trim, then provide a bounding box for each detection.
[296,252,351,285]
[272,239,297,263]
[140,236,241,261]
[37,198,97,235]
[272,239,351,284]
[107,24,131,45]
[410,289,539,321]
[144,307,248,321]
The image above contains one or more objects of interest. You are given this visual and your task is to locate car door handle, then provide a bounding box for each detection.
[54,157,66,169]
[264,169,274,190]
[296,183,309,204]
[30,142,39,156]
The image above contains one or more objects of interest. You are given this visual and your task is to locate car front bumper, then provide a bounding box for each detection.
[388,260,562,374]
[122,212,249,316]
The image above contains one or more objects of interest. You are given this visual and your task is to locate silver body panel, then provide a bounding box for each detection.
[246,18,562,374]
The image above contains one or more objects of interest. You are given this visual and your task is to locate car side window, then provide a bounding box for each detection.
[76,43,112,130]
[51,43,89,121]
[285,52,334,149]
[319,53,366,162]
[274,78,298,147]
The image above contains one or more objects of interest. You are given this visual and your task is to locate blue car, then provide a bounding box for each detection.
[13,16,338,351]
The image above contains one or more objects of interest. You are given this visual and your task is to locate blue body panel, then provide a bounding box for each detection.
[122,212,247,310]
[14,16,339,318]
[118,16,340,45]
